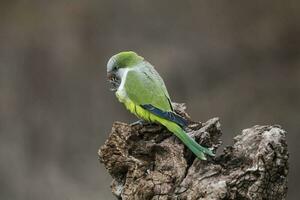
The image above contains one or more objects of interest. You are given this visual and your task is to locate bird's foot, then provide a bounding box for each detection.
[130,120,152,127]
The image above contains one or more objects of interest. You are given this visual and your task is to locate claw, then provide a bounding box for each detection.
[130,120,152,126]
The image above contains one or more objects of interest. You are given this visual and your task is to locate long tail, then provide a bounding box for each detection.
[161,120,215,160]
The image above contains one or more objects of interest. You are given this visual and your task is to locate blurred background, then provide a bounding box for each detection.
[0,1,299,199]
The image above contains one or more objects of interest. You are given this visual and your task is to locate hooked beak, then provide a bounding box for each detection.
[107,71,114,81]
[107,71,120,91]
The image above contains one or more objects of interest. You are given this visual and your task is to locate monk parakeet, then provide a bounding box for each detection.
[106,51,214,160]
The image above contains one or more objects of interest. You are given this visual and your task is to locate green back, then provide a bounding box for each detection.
[124,62,172,112]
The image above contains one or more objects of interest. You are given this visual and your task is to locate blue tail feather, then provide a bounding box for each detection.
[141,104,188,128]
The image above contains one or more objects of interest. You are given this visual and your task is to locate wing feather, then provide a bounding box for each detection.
[124,64,187,127]
[124,64,172,112]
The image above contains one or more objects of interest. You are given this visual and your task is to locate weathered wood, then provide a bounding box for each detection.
[99,104,288,200]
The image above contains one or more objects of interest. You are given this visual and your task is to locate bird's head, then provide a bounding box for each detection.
[107,51,144,91]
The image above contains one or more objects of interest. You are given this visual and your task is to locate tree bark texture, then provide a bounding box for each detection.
[99,103,289,200]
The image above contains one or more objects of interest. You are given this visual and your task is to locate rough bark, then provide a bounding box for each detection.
[98,103,289,200]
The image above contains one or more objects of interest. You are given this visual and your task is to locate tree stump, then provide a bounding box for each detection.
[98,103,289,200]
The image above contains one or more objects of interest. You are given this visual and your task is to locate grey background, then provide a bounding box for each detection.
[0,1,299,199]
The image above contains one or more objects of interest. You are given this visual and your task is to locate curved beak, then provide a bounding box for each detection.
[107,71,114,80]
[107,71,120,91]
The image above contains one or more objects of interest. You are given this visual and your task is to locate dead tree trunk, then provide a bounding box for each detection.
[99,103,289,200]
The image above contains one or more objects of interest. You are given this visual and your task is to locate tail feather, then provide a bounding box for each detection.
[161,120,215,160]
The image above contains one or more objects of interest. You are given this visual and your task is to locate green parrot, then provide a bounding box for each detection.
[106,51,214,160]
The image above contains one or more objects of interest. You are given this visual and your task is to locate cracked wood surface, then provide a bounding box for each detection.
[99,104,288,200]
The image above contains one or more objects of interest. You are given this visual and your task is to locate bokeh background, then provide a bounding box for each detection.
[1,1,299,199]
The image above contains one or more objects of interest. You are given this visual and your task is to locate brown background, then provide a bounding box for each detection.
[0,1,299,199]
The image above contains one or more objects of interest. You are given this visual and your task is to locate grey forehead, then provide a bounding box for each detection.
[107,56,117,72]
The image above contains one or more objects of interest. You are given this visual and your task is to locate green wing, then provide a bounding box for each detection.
[145,62,171,101]
[124,64,172,112]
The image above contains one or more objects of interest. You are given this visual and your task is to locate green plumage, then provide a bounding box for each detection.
[107,51,214,160]
[125,64,171,111]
